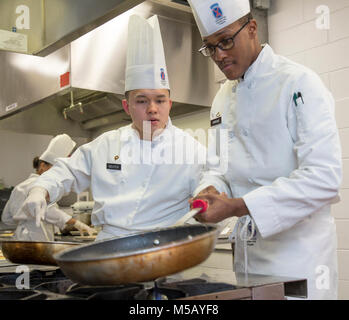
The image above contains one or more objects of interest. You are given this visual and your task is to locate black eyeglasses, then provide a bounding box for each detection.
[198,19,250,57]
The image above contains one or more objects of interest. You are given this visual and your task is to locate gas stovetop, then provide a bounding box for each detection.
[0,268,238,300]
[0,266,308,300]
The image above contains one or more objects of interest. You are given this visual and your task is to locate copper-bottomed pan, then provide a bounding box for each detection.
[0,240,82,266]
[54,224,219,285]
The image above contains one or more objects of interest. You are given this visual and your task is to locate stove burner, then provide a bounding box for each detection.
[66,283,145,300]
[0,269,237,300]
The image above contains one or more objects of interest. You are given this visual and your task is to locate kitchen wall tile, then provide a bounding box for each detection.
[342,159,349,189]
[303,0,349,22]
[269,20,328,56]
[335,219,349,250]
[286,51,306,66]
[304,38,349,74]
[339,129,349,159]
[332,189,349,219]
[338,250,349,280]
[335,99,349,129]
[329,7,349,42]
[319,73,330,90]
[338,280,349,300]
[268,0,304,33]
[329,68,349,101]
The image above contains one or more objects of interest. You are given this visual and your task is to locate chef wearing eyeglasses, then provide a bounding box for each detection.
[188,0,342,300]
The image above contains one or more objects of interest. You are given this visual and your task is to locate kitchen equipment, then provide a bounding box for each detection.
[54,224,219,285]
[69,200,94,227]
[173,199,207,226]
[0,240,82,266]
[71,201,94,212]
[0,266,307,300]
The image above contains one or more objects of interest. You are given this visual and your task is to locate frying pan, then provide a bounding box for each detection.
[1,199,209,268]
[54,224,219,285]
[0,240,81,266]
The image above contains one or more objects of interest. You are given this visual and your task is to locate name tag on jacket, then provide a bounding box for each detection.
[211,117,222,127]
[106,163,121,171]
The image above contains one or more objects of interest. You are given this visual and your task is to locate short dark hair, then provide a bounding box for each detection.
[33,156,50,170]
[238,12,253,26]
[33,156,40,169]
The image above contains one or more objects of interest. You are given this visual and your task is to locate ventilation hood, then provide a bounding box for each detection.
[0,0,144,56]
[0,0,219,137]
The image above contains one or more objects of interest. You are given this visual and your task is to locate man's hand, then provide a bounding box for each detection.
[21,187,49,227]
[193,192,250,224]
[72,220,95,236]
[189,185,220,206]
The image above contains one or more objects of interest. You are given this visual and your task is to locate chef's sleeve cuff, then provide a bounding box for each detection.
[243,188,282,239]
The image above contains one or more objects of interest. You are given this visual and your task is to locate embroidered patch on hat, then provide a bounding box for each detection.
[160,68,167,86]
[160,68,166,81]
[210,3,227,25]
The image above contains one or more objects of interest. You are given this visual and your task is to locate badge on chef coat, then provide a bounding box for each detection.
[106,163,121,171]
[211,112,222,127]
[187,0,251,37]
[211,117,222,127]
[106,155,122,171]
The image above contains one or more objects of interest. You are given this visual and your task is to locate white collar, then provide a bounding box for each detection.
[239,44,274,84]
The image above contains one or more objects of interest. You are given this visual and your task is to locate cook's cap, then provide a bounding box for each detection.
[187,0,251,37]
[39,134,76,165]
[125,15,170,92]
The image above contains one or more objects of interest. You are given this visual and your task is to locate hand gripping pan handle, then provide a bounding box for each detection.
[173,199,208,226]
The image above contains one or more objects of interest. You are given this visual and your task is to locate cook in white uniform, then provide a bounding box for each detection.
[20,15,206,241]
[187,0,342,299]
[2,134,93,241]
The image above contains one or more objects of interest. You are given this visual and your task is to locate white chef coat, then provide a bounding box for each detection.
[195,45,342,300]
[33,119,206,240]
[2,173,71,241]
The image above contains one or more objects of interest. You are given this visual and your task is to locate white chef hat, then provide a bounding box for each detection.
[125,14,170,92]
[39,134,76,165]
[187,0,251,37]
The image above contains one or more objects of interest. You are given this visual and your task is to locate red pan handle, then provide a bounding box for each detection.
[192,199,208,214]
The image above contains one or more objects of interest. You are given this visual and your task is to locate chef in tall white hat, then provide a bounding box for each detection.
[2,134,94,241]
[18,15,206,241]
[122,14,171,140]
[188,0,342,299]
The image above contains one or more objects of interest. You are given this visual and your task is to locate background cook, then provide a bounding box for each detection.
[2,134,93,241]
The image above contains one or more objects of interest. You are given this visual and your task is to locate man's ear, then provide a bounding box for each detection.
[169,99,173,112]
[248,19,258,38]
[122,99,130,115]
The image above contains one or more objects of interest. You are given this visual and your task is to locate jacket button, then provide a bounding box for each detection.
[248,82,254,89]
[241,129,248,137]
